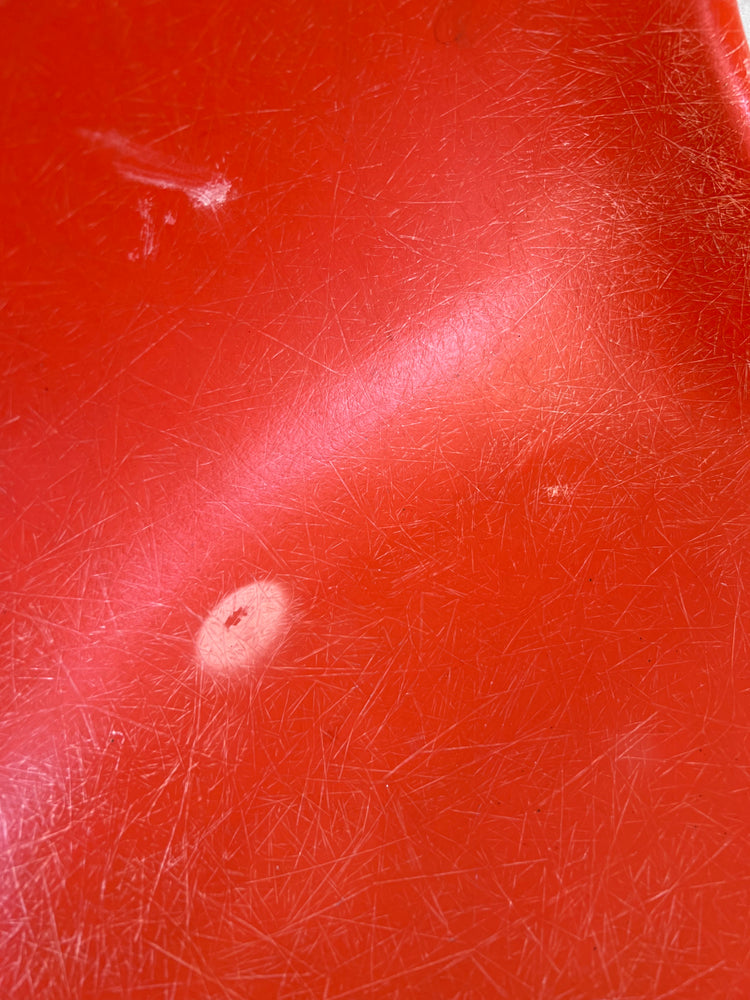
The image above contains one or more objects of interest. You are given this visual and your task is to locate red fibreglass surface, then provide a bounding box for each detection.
[2,1,750,997]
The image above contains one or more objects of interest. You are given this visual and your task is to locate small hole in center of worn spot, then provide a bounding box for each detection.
[224,607,247,629]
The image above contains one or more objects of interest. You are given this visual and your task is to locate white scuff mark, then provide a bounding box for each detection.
[128,197,157,261]
[543,484,574,501]
[82,129,231,209]
[196,580,290,673]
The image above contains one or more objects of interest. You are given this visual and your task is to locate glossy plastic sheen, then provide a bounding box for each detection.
[2,1,750,997]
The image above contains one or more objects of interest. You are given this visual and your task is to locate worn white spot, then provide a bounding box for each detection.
[83,129,231,209]
[196,581,289,672]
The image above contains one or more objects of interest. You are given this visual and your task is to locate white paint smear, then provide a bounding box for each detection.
[83,129,231,209]
[196,581,289,672]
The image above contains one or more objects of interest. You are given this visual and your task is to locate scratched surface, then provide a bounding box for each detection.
[2,0,750,997]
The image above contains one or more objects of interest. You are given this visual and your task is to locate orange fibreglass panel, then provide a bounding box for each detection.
[1,1,750,997]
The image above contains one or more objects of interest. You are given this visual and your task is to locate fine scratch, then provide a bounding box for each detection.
[82,129,232,209]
